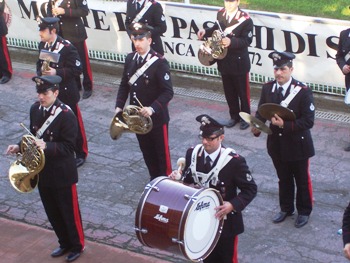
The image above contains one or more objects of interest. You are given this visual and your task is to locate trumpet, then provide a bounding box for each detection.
[8,123,45,193]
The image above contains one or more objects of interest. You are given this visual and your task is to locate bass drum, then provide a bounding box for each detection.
[135,176,224,261]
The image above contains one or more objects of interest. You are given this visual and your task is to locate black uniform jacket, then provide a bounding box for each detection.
[47,0,89,43]
[37,36,83,106]
[116,49,173,127]
[256,78,315,162]
[29,99,78,187]
[0,0,8,37]
[125,0,166,54]
[336,28,350,70]
[343,203,350,246]
[183,145,257,237]
[203,7,253,75]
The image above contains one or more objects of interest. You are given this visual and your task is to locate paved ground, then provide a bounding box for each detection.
[1,49,350,262]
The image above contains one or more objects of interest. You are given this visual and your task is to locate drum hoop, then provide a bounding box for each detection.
[178,188,224,261]
[135,176,168,246]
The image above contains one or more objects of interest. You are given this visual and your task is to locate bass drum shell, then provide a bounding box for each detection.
[135,176,224,261]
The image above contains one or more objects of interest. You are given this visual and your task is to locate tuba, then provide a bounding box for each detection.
[8,124,45,193]
[110,105,153,140]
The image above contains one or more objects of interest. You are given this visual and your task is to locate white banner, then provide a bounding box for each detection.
[6,1,350,88]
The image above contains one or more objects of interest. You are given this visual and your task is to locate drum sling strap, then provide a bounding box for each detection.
[189,144,235,188]
[36,105,63,139]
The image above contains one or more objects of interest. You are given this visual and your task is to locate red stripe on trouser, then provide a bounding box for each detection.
[307,159,314,204]
[71,184,85,248]
[232,236,238,263]
[2,36,12,74]
[83,41,93,86]
[245,72,251,108]
[75,104,88,157]
[162,124,172,175]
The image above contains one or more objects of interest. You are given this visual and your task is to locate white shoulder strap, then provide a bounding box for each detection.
[280,85,302,108]
[128,56,159,86]
[132,1,152,23]
[36,106,63,139]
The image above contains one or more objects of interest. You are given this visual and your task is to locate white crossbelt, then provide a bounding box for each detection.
[36,106,62,138]
[132,0,152,23]
[128,56,158,85]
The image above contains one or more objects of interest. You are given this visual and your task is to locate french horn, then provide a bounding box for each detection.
[8,124,45,193]
[198,30,228,66]
[110,105,153,140]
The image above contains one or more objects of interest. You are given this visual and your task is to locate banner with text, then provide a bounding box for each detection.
[6,1,350,88]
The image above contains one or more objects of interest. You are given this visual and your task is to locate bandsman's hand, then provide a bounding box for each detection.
[52,7,65,16]
[115,107,123,114]
[169,170,182,181]
[197,29,205,40]
[35,139,46,150]
[271,113,284,128]
[215,201,233,220]
[343,65,350,75]
[344,243,350,260]
[222,37,231,48]
[6,145,20,154]
[251,127,261,137]
[139,107,153,118]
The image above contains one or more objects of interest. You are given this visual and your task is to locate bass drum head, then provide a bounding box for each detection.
[183,189,223,261]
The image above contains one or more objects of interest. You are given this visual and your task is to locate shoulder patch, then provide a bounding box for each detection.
[246,173,253,181]
[310,103,315,111]
[164,73,170,80]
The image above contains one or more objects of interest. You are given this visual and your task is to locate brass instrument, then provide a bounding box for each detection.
[8,123,45,193]
[110,105,153,140]
[198,21,228,66]
[41,59,51,72]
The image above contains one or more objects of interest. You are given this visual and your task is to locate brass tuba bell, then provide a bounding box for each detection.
[198,30,228,66]
[8,133,45,193]
[110,105,153,140]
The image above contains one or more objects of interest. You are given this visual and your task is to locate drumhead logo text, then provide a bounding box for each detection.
[154,214,169,223]
[194,201,210,211]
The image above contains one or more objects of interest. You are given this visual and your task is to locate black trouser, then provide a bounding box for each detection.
[0,36,12,78]
[272,158,313,215]
[204,235,238,263]
[221,73,251,121]
[39,184,84,253]
[69,103,88,159]
[136,123,171,180]
[72,40,93,92]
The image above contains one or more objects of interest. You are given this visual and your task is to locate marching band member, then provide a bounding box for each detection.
[125,0,167,55]
[197,0,253,130]
[36,17,88,168]
[0,0,12,84]
[115,23,173,181]
[170,114,257,263]
[47,0,94,99]
[336,26,350,151]
[251,51,315,228]
[6,75,84,262]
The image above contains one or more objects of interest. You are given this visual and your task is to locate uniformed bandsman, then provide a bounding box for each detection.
[115,22,173,180]
[252,51,315,228]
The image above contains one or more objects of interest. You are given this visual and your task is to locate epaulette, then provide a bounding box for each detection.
[218,7,225,13]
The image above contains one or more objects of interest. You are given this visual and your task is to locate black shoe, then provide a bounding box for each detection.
[51,247,69,257]
[272,211,294,223]
[66,251,81,262]
[295,215,309,228]
[0,76,10,84]
[226,119,239,128]
[345,144,350,152]
[76,158,85,168]
[82,90,92,99]
[240,120,250,130]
